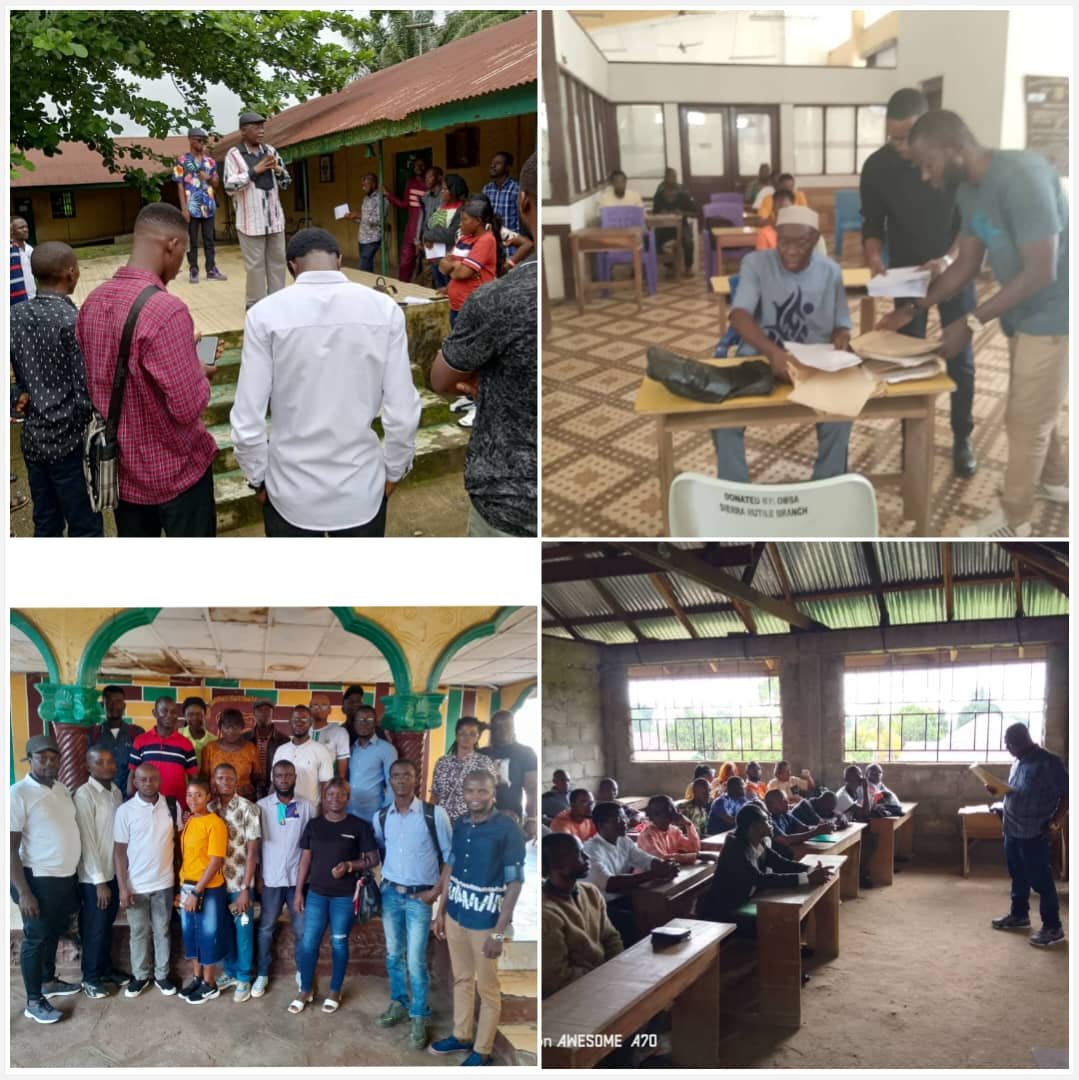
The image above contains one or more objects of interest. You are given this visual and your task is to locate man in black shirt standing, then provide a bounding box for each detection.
[10,242,104,535]
[484,710,537,840]
[860,88,978,477]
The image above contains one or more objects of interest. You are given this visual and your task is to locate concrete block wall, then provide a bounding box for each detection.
[541,637,607,792]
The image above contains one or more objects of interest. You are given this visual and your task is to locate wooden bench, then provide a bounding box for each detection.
[542,917,736,1068]
[867,801,917,886]
[632,860,715,935]
[958,805,1067,880]
[793,822,867,900]
[754,852,846,1027]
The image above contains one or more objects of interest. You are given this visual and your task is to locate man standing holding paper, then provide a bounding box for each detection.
[986,723,1067,947]
[860,88,977,477]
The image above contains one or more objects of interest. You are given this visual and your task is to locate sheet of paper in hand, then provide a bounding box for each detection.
[785,342,863,372]
[851,329,943,364]
[333,204,351,220]
[866,266,932,298]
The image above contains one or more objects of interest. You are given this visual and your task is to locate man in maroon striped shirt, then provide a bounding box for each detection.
[76,203,218,536]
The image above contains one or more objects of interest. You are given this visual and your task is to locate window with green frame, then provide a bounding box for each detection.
[50,190,76,218]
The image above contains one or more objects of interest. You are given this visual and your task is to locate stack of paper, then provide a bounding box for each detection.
[863,357,945,384]
[969,763,1014,794]
[851,329,942,366]
[784,342,863,372]
[866,266,932,298]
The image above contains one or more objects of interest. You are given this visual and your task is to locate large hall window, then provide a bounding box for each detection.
[628,667,782,763]
[843,654,1048,764]
[617,104,666,178]
[794,104,886,175]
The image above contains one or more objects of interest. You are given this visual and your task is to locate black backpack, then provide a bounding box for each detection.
[378,802,446,871]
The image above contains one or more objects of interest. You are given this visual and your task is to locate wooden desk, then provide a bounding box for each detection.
[700,833,729,853]
[631,860,715,935]
[646,213,690,276]
[958,805,1067,879]
[712,266,873,336]
[710,227,760,275]
[755,853,846,1027]
[793,822,866,900]
[542,917,736,1068]
[616,795,650,813]
[569,227,643,314]
[634,361,955,535]
[867,801,917,886]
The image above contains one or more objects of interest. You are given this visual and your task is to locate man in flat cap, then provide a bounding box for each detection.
[173,126,226,285]
[223,111,292,308]
[714,203,854,483]
[10,735,83,1023]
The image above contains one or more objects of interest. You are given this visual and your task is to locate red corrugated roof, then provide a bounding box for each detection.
[214,13,537,156]
[12,137,190,188]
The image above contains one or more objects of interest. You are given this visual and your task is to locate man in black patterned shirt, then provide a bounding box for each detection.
[10,242,103,536]
[429,153,537,537]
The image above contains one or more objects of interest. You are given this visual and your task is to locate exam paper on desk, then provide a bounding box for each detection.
[785,342,863,372]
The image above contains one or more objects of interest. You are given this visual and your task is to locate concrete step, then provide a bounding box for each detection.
[212,421,471,534]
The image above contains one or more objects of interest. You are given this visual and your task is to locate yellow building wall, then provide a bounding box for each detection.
[14,188,145,245]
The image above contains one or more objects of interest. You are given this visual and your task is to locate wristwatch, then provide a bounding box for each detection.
[966,313,986,334]
[488,932,506,942]
[247,480,264,494]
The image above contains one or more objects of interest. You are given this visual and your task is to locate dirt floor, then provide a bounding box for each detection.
[708,855,1069,1069]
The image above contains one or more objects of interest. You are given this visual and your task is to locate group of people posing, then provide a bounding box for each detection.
[10,111,538,539]
[10,691,535,1067]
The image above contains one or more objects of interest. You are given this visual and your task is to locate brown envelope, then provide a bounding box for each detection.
[787,364,878,417]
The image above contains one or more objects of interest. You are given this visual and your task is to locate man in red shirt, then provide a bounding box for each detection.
[383,155,429,284]
[77,203,217,536]
[127,698,198,802]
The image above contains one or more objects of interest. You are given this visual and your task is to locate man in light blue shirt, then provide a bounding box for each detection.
[714,205,853,483]
[372,759,452,1049]
[346,705,398,822]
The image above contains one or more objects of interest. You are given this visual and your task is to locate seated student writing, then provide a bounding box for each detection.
[713,205,853,485]
[791,790,850,832]
[596,777,644,827]
[676,778,713,835]
[706,775,751,835]
[697,802,834,933]
[637,796,703,865]
[541,834,624,997]
[582,802,678,946]
[763,789,821,851]
[550,788,597,842]
[743,761,769,801]
[682,764,717,801]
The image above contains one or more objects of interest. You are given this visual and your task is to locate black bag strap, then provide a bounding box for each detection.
[106,285,160,441]
[377,802,446,871]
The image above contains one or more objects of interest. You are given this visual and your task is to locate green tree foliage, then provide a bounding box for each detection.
[359,9,525,71]
[12,10,375,193]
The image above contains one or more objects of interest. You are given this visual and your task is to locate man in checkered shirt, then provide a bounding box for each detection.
[482,152,520,237]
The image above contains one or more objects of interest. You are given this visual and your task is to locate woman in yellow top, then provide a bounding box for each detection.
[202,710,259,800]
[178,778,229,1004]
[756,174,809,222]
[683,764,716,801]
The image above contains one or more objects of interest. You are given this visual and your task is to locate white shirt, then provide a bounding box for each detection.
[311,722,350,764]
[581,833,654,899]
[834,786,866,814]
[74,777,122,885]
[10,774,80,877]
[16,242,35,300]
[273,739,335,814]
[113,793,180,894]
[230,270,421,531]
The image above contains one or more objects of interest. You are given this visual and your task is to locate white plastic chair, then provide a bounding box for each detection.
[668,472,879,538]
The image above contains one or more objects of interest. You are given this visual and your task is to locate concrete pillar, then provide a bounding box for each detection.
[820,655,847,791]
[1044,643,1068,758]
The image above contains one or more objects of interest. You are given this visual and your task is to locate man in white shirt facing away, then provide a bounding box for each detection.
[230,227,421,536]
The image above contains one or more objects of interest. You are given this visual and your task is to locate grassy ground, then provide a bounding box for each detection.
[70,239,133,261]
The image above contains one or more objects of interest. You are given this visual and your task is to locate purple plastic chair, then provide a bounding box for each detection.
[703,193,751,283]
[596,204,658,297]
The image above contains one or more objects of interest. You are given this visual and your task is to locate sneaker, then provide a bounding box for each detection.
[952,437,977,477]
[179,979,203,1001]
[155,977,178,996]
[377,1000,409,1027]
[185,982,221,1005]
[959,509,1031,538]
[124,978,150,998]
[206,267,228,281]
[460,1052,490,1066]
[102,970,132,988]
[23,998,63,1024]
[429,1036,474,1056]
[251,975,270,999]
[234,982,252,1003]
[457,406,476,429]
[81,982,110,999]
[409,1017,429,1050]
[449,395,474,413]
[41,979,82,998]
[991,913,1031,930]
[1037,482,1069,504]
[1030,926,1065,947]
[216,974,239,991]
[189,268,199,284]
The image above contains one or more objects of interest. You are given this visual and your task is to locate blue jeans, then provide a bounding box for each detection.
[896,282,976,439]
[713,422,853,483]
[298,892,356,993]
[381,884,433,1017]
[1005,834,1061,929]
[359,241,381,273]
[431,263,450,289]
[223,889,254,983]
[25,448,104,537]
[256,885,304,977]
[79,879,119,983]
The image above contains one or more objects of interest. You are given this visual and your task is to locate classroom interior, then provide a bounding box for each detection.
[540,9,1071,538]
[540,540,1069,1069]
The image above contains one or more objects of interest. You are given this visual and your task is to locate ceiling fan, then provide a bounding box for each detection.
[659,40,704,53]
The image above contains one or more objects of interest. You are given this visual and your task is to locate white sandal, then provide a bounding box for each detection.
[321,996,341,1014]
[288,997,308,1014]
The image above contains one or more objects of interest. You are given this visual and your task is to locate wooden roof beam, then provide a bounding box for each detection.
[1012,556,1026,618]
[768,542,795,605]
[590,579,644,643]
[861,541,890,628]
[941,542,955,622]
[997,542,1068,597]
[542,545,756,585]
[649,573,699,639]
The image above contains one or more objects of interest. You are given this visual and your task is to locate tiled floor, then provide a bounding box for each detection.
[542,271,1069,538]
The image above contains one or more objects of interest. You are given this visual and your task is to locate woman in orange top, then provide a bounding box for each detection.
[550,788,597,842]
[637,796,701,865]
[757,174,808,221]
[202,709,258,800]
[743,760,770,801]
[755,188,796,250]
[438,195,504,326]
[178,778,229,1003]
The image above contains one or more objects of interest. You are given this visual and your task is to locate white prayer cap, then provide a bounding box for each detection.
[776,205,820,231]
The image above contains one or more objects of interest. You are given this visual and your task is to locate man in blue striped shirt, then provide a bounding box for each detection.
[482,152,520,236]
[988,723,1068,946]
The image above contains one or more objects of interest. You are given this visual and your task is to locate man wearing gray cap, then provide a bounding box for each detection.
[172,127,226,285]
[223,111,292,308]
[9,735,83,1023]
